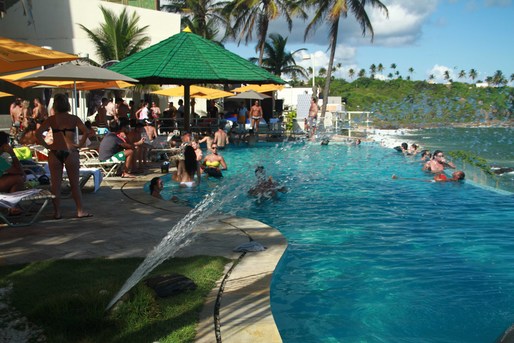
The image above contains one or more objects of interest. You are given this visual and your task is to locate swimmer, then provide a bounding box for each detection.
[202,143,227,177]
[422,150,455,173]
[392,170,465,182]
[150,177,164,199]
[248,166,287,198]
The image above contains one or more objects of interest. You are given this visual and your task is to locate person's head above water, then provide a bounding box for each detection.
[255,166,266,180]
[452,170,465,180]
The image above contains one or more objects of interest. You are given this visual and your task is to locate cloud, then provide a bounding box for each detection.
[267,0,438,49]
[484,0,512,7]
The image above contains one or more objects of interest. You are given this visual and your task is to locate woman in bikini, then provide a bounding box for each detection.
[35,93,91,219]
[173,145,201,187]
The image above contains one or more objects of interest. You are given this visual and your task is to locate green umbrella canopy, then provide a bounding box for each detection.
[109,29,284,85]
[109,29,284,129]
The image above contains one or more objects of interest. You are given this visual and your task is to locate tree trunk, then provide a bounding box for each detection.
[321,18,339,119]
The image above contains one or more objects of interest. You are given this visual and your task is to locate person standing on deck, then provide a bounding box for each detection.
[308,97,319,140]
[249,100,263,133]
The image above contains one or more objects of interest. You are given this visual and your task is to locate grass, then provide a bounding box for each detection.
[0,256,230,343]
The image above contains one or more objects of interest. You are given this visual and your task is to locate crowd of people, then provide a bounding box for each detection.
[393,142,465,183]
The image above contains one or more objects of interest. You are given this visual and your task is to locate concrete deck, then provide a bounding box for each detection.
[0,169,286,342]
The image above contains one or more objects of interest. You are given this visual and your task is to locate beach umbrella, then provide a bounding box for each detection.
[0,91,14,98]
[58,80,135,91]
[0,36,78,73]
[231,84,284,93]
[228,90,271,100]
[1,70,135,91]
[15,62,138,115]
[152,85,233,99]
[109,28,284,129]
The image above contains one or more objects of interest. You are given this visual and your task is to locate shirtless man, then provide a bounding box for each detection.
[423,150,456,173]
[249,100,263,132]
[198,132,214,152]
[96,98,108,128]
[32,97,48,124]
[10,98,23,136]
[308,97,318,139]
[116,98,130,121]
[214,125,229,149]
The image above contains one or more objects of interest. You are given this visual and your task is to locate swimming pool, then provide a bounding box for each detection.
[159,142,514,342]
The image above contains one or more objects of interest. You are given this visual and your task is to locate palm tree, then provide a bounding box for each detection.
[377,63,384,77]
[428,74,435,82]
[492,70,506,86]
[78,6,150,63]
[458,70,466,80]
[510,73,514,83]
[358,69,366,78]
[348,68,355,80]
[248,33,308,78]
[443,70,450,82]
[161,0,229,43]
[408,67,414,78]
[387,72,393,79]
[318,67,327,78]
[390,63,397,75]
[369,64,376,78]
[303,0,388,117]
[468,68,478,82]
[224,0,306,66]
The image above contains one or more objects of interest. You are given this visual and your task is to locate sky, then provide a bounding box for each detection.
[221,0,514,84]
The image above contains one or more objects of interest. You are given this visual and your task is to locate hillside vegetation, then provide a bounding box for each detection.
[328,78,514,128]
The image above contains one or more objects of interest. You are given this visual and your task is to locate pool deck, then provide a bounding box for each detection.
[0,166,286,342]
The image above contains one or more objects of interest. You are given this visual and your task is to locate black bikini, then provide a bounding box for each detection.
[51,128,75,163]
[52,128,75,133]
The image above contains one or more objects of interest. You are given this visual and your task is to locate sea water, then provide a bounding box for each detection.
[157,140,514,342]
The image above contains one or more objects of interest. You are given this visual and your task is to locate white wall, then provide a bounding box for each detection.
[0,0,180,64]
[276,87,313,110]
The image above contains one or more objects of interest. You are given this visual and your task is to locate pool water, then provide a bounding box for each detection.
[159,142,514,342]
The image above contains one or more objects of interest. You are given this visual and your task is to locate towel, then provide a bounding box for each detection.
[0,189,42,208]
[233,241,267,252]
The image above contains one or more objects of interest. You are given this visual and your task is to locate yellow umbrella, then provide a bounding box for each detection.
[0,36,78,73]
[1,71,134,90]
[231,84,284,93]
[152,85,233,99]
[0,91,14,98]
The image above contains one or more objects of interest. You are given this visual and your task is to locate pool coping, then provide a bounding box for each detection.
[0,170,287,342]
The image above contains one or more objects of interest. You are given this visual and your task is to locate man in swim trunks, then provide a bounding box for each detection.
[248,166,287,198]
[202,144,227,177]
[308,97,318,140]
[423,150,456,173]
[249,100,263,133]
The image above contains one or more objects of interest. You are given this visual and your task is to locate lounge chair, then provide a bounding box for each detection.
[79,149,122,178]
[0,189,55,227]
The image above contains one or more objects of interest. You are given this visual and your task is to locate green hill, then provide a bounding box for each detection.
[327,78,514,128]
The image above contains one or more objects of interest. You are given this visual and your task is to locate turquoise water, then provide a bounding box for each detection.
[158,141,514,342]
[375,127,514,192]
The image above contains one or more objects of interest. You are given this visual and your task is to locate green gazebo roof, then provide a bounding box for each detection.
[109,30,284,85]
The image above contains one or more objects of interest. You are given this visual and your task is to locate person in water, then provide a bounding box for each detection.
[392,170,465,182]
[35,93,91,219]
[202,143,227,178]
[248,166,287,198]
[173,145,201,187]
[422,150,456,173]
[149,177,164,199]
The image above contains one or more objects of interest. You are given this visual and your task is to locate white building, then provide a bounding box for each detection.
[0,0,180,64]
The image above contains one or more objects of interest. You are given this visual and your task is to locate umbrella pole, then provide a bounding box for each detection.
[184,84,191,131]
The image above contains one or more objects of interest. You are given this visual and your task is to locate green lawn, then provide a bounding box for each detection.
[0,256,229,343]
